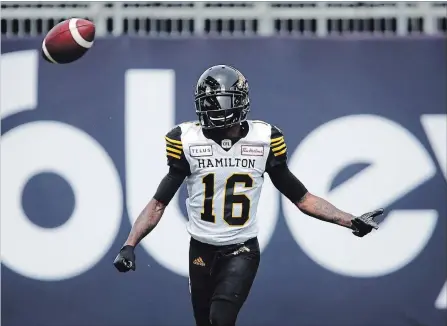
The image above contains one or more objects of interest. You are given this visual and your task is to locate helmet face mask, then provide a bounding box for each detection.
[195,65,250,130]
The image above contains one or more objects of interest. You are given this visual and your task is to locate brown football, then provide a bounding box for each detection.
[42,18,95,64]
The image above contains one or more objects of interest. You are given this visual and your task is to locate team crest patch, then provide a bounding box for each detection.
[221,139,232,149]
[241,145,264,156]
[189,145,213,157]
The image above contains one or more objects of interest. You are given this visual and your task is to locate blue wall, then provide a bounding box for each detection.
[1,37,446,326]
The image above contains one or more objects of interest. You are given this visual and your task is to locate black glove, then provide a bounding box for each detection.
[113,245,136,272]
[351,208,384,237]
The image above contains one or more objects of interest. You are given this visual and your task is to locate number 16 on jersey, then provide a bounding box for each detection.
[201,173,254,226]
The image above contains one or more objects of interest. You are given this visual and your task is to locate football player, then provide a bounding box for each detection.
[114,65,383,326]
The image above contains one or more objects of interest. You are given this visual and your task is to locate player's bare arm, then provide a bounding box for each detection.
[296,192,383,236]
[295,192,354,228]
[113,167,187,272]
[124,198,167,247]
[266,125,383,238]
[266,164,355,228]
[114,127,190,272]
[123,164,188,248]
[269,163,383,237]
[113,197,166,272]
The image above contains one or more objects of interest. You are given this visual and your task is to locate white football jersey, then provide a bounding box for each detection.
[165,120,287,246]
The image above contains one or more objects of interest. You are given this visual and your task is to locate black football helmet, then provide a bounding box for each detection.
[195,65,250,129]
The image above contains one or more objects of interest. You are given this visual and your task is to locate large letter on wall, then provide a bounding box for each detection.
[283,115,438,277]
[1,51,122,281]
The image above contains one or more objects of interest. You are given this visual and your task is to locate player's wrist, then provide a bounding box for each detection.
[340,215,355,229]
[122,244,135,251]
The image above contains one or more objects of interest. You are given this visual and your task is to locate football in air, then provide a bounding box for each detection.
[42,18,95,64]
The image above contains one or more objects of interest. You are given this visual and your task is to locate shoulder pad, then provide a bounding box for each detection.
[268,125,287,165]
[270,125,284,140]
[165,125,182,143]
[165,126,190,173]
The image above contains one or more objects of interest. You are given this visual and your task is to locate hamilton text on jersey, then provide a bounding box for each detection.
[197,158,256,169]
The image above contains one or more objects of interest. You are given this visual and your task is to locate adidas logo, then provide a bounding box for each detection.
[193,257,205,266]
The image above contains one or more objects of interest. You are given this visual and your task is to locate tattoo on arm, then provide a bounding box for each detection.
[124,198,167,247]
[296,192,354,228]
